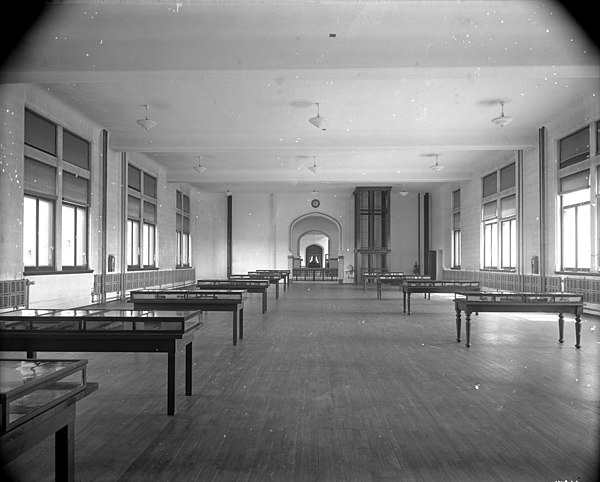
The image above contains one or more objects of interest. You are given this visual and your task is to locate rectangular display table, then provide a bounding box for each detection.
[196,279,269,313]
[402,280,480,314]
[454,291,584,348]
[0,309,202,415]
[130,289,247,345]
[1,358,97,482]
[377,274,430,299]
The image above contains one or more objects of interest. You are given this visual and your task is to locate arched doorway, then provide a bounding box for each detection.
[289,213,343,281]
[306,244,323,268]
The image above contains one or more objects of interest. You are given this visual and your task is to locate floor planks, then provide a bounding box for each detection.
[2,283,599,481]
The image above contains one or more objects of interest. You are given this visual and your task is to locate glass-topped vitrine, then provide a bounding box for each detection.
[0,358,88,432]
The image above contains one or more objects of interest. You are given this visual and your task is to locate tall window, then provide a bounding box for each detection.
[481,163,516,270]
[560,170,590,270]
[127,165,157,269]
[558,126,592,272]
[176,190,191,267]
[451,189,461,268]
[23,110,90,272]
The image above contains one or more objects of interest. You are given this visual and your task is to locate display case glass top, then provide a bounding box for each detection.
[131,289,248,302]
[0,309,203,333]
[0,358,87,432]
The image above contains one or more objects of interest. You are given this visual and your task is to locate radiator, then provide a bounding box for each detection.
[0,279,34,310]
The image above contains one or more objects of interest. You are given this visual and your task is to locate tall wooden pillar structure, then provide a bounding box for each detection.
[353,186,391,285]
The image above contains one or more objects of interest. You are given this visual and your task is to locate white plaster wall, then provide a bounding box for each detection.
[389,191,421,273]
[191,190,228,278]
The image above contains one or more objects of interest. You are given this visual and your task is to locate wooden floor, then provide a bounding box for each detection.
[2,283,599,481]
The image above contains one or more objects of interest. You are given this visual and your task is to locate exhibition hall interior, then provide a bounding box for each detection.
[0,1,599,480]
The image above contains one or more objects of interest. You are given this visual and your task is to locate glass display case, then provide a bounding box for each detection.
[0,358,87,432]
[0,309,203,333]
[196,280,269,288]
[130,289,248,302]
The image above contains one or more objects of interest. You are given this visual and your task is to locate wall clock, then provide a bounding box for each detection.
[311,199,320,208]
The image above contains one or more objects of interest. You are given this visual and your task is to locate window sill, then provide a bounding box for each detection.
[479,268,516,273]
[24,269,94,276]
[127,267,159,272]
[555,270,600,277]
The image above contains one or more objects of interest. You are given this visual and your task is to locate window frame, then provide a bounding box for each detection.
[176,190,192,268]
[481,162,517,271]
[23,109,91,274]
[451,189,461,269]
[556,120,599,274]
[127,165,158,270]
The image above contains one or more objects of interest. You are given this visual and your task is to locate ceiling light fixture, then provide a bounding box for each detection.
[399,190,409,197]
[491,101,513,127]
[308,156,319,174]
[430,154,443,172]
[309,103,327,131]
[136,104,157,131]
[193,164,207,173]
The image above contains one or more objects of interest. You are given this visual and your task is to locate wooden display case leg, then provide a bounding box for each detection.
[232,310,238,346]
[407,293,411,315]
[185,342,192,396]
[575,313,581,349]
[558,313,564,344]
[402,292,406,313]
[465,312,471,347]
[167,351,175,415]
[239,307,244,340]
[455,307,461,343]
[55,418,75,482]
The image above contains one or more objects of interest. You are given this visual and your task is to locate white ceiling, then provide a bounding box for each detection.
[2,0,599,194]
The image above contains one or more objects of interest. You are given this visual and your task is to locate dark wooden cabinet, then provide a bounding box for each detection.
[353,187,391,284]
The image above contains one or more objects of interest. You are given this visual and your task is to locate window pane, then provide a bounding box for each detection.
[577,204,590,269]
[143,223,155,266]
[559,127,590,168]
[63,130,90,170]
[500,163,516,191]
[452,190,460,209]
[453,213,460,229]
[128,195,141,218]
[500,195,516,218]
[562,207,576,269]
[501,219,516,269]
[482,172,497,197]
[24,109,56,155]
[127,220,139,267]
[62,204,75,266]
[143,173,157,198]
[38,198,54,267]
[128,165,141,191]
[560,170,590,194]
[562,188,590,207]
[24,158,56,196]
[176,231,182,266]
[183,233,190,265]
[63,171,88,204]
[183,215,190,233]
[183,194,190,213]
[482,201,497,220]
[23,196,37,266]
[176,191,182,210]
[143,201,156,223]
[76,207,87,266]
[453,230,461,267]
